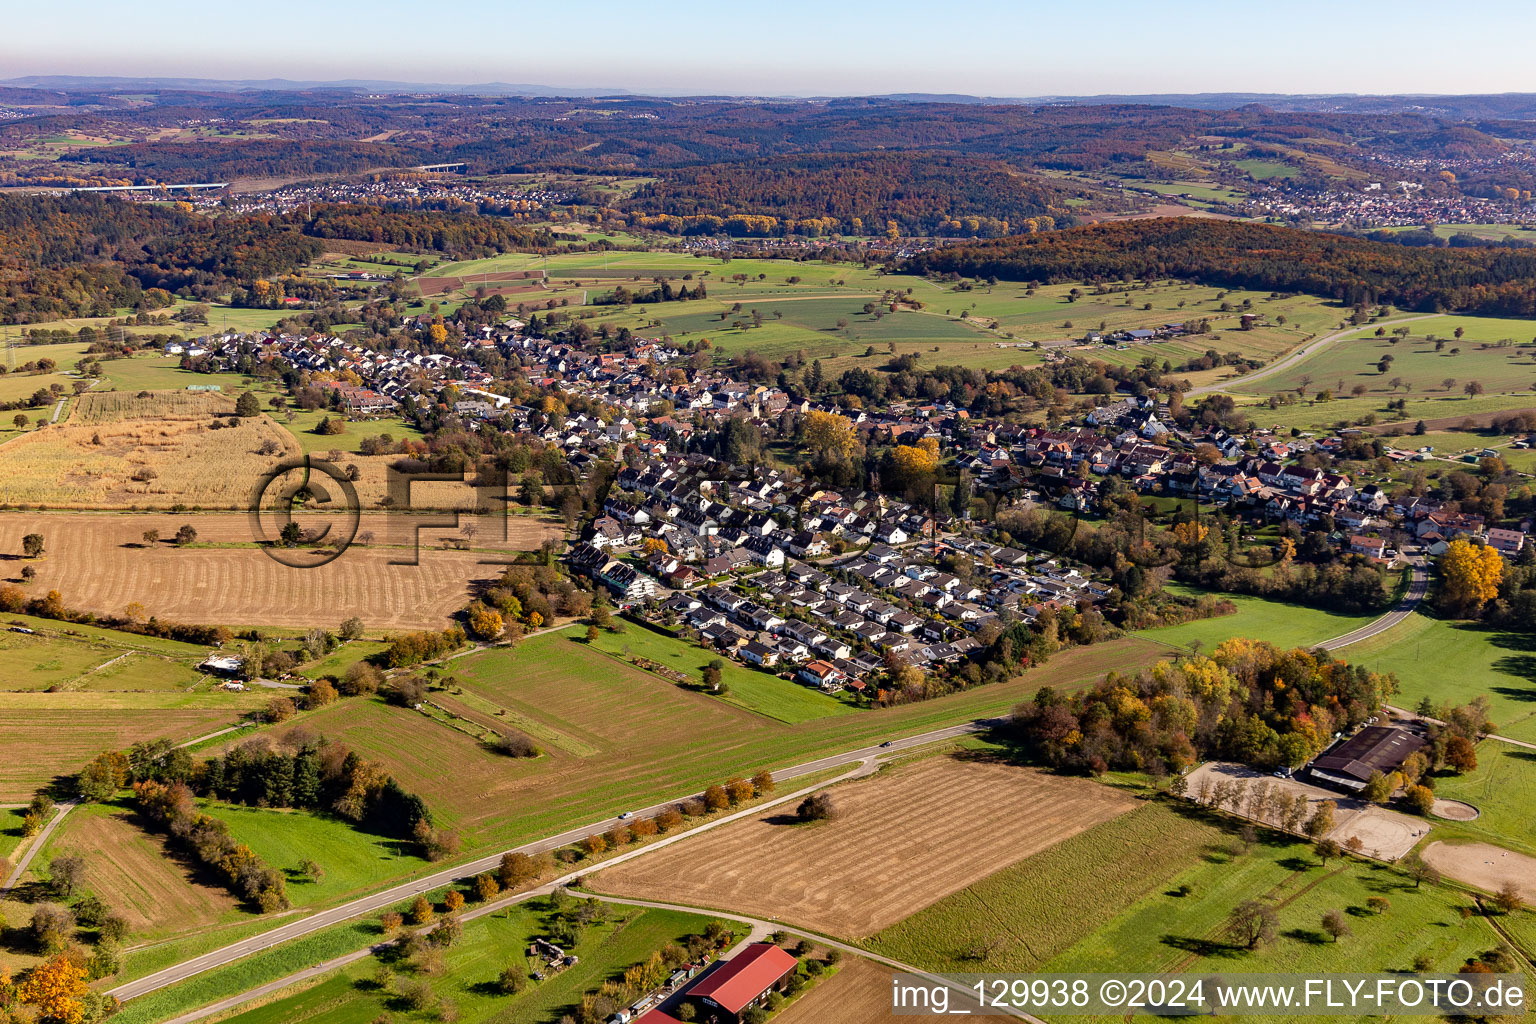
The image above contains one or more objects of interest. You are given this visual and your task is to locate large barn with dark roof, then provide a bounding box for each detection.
[1309,725,1426,791]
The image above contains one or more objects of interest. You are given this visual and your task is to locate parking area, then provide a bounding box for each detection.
[1184,761,1428,861]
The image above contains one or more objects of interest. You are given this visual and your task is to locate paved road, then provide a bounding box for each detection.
[152,758,880,1022]
[1318,563,1429,651]
[582,894,1043,1023]
[108,719,993,1002]
[1384,704,1536,752]
[0,800,77,896]
[1186,315,1444,399]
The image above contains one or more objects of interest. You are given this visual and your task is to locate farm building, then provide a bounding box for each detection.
[685,943,798,1021]
[199,654,244,676]
[1309,725,1426,791]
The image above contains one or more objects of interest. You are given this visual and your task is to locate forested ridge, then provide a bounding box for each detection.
[909,217,1536,314]
[0,195,553,322]
[623,153,1079,236]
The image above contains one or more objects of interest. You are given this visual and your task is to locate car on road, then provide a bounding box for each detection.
[617,811,632,820]
[879,741,893,748]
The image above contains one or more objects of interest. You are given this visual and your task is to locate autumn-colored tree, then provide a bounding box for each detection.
[1173,520,1209,547]
[1303,799,1337,839]
[703,784,730,811]
[409,894,433,925]
[443,890,465,913]
[473,873,500,902]
[655,807,684,832]
[1493,881,1524,914]
[641,537,670,556]
[581,833,607,856]
[751,770,775,794]
[16,954,89,1024]
[306,679,338,709]
[1403,784,1436,816]
[1445,735,1478,773]
[725,777,755,804]
[802,411,857,459]
[466,604,504,640]
[428,322,448,345]
[1437,538,1503,616]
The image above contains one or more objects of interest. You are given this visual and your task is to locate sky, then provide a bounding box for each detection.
[5,0,1536,98]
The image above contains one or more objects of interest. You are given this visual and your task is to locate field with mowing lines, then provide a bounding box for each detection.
[40,800,238,935]
[592,755,1137,938]
[869,800,1229,973]
[585,621,855,723]
[778,957,1009,1023]
[0,696,250,800]
[238,632,1164,847]
[0,512,560,630]
[871,795,1518,1009]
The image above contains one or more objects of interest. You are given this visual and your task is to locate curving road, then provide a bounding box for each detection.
[1318,563,1429,651]
[108,718,995,1002]
[1186,314,1444,399]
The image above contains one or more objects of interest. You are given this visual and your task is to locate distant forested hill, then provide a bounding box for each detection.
[908,218,1536,315]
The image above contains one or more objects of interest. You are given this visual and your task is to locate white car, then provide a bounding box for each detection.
[617,811,632,820]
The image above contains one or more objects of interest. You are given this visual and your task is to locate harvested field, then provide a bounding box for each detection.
[0,703,241,800]
[777,957,1011,1024]
[591,755,1138,938]
[0,395,299,508]
[0,513,561,629]
[1184,761,1429,861]
[46,804,237,933]
[71,390,234,425]
[1422,841,1536,903]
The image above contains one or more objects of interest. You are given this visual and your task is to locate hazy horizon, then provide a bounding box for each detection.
[6,0,1534,99]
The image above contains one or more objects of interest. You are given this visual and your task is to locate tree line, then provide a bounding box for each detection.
[908,218,1536,316]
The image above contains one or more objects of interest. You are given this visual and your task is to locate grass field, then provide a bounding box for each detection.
[212,903,719,1024]
[869,799,1221,972]
[419,254,1351,376]
[213,801,431,907]
[239,632,1165,848]
[592,754,1137,939]
[277,407,425,455]
[1422,743,1536,856]
[1228,316,1536,400]
[1135,585,1379,652]
[0,807,26,860]
[1343,613,1536,744]
[585,621,854,724]
[870,795,1515,1007]
[0,627,204,693]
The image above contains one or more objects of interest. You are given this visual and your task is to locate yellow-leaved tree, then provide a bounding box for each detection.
[1438,537,1503,616]
[16,954,89,1024]
[802,411,857,460]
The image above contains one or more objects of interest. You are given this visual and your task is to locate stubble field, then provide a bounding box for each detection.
[590,754,1138,938]
[0,513,562,630]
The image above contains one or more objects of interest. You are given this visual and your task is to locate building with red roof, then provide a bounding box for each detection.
[686,943,798,1019]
